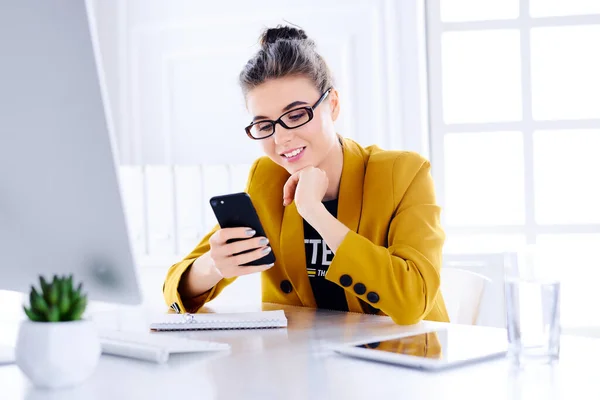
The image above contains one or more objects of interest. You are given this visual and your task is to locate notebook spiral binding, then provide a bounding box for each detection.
[151,308,288,331]
[178,314,285,325]
[153,325,285,332]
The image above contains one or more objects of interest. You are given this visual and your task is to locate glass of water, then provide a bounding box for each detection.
[504,246,561,366]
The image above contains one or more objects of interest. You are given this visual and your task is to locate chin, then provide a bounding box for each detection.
[284,164,302,175]
[274,155,311,174]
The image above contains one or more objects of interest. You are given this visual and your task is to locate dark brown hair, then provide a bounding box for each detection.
[238,25,335,97]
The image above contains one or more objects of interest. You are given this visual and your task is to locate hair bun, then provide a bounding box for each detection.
[260,25,308,48]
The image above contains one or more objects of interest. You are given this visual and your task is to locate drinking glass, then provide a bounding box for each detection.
[504,246,560,366]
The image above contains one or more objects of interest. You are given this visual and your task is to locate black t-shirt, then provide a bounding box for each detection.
[303,199,349,311]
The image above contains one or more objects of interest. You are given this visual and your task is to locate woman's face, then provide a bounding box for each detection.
[245,76,340,175]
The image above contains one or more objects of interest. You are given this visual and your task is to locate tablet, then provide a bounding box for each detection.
[332,326,508,370]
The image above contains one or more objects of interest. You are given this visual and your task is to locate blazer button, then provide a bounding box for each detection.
[339,274,353,287]
[367,291,380,304]
[280,280,293,294]
[353,283,366,295]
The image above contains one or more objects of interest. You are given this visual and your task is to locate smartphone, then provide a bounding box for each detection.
[209,192,276,266]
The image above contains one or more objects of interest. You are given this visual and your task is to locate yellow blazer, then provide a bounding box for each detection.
[163,137,449,325]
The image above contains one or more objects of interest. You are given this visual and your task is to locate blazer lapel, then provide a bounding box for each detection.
[337,138,365,234]
[280,201,317,307]
[337,138,367,313]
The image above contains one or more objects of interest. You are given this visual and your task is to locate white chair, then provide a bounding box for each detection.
[440,268,491,325]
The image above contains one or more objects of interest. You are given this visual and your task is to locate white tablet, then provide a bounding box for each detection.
[332,325,508,370]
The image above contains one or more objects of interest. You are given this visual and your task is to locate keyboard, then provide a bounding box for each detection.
[99,330,230,364]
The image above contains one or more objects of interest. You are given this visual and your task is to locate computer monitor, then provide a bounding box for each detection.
[0,1,142,305]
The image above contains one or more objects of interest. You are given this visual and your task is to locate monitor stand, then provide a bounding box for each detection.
[0,344,15,365]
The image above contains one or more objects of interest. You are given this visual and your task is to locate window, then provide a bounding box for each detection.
[427,1,600,324]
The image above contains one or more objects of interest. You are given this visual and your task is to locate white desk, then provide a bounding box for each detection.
[0,303,598,400]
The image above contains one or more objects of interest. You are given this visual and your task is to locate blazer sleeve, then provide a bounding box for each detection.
[162,159,261,313]
[326,155,445,325]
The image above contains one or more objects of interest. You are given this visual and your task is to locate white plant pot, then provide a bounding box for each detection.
[15,319,101,389]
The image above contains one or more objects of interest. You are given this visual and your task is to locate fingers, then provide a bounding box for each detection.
[208,228,274,279]
[221,236,269,257]
[283,173,300,206]
[206,218,276,280]
[233,263,275,277]
[210,227,256,246]
[214,249,274,278]
[230,245,272,267]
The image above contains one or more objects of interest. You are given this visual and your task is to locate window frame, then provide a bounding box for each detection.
[425,0,600,246]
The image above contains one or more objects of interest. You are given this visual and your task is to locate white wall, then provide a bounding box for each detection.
[89,0,430,269]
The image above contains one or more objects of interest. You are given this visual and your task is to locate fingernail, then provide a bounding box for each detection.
[259,238,269,245]
[262,246,272,255]
[246,229,256,236]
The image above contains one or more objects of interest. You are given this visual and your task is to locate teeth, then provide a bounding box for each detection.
[283,148,303,158]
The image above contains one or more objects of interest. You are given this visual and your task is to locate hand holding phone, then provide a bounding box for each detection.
[205,227,274,278]
[209,192,276,268]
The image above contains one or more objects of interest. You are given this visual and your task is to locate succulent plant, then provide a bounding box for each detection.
[23,275,87,322]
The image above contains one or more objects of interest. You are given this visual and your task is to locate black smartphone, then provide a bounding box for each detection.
[209,192,275,266]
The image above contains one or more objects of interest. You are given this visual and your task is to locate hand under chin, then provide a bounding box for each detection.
[283,163,309,175]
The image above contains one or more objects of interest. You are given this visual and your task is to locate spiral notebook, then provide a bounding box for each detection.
[149,310,288,331]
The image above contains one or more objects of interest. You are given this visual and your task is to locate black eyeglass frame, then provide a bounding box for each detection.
[244,87,333,140]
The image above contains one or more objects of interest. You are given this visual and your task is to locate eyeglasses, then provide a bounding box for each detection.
[245,88,332,140]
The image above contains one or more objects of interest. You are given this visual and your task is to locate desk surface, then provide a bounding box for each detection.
[0,303,598,400]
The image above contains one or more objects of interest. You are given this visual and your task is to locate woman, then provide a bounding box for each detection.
[163,25,449,325]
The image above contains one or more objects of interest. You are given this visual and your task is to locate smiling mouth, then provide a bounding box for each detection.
[280,147,306,158]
